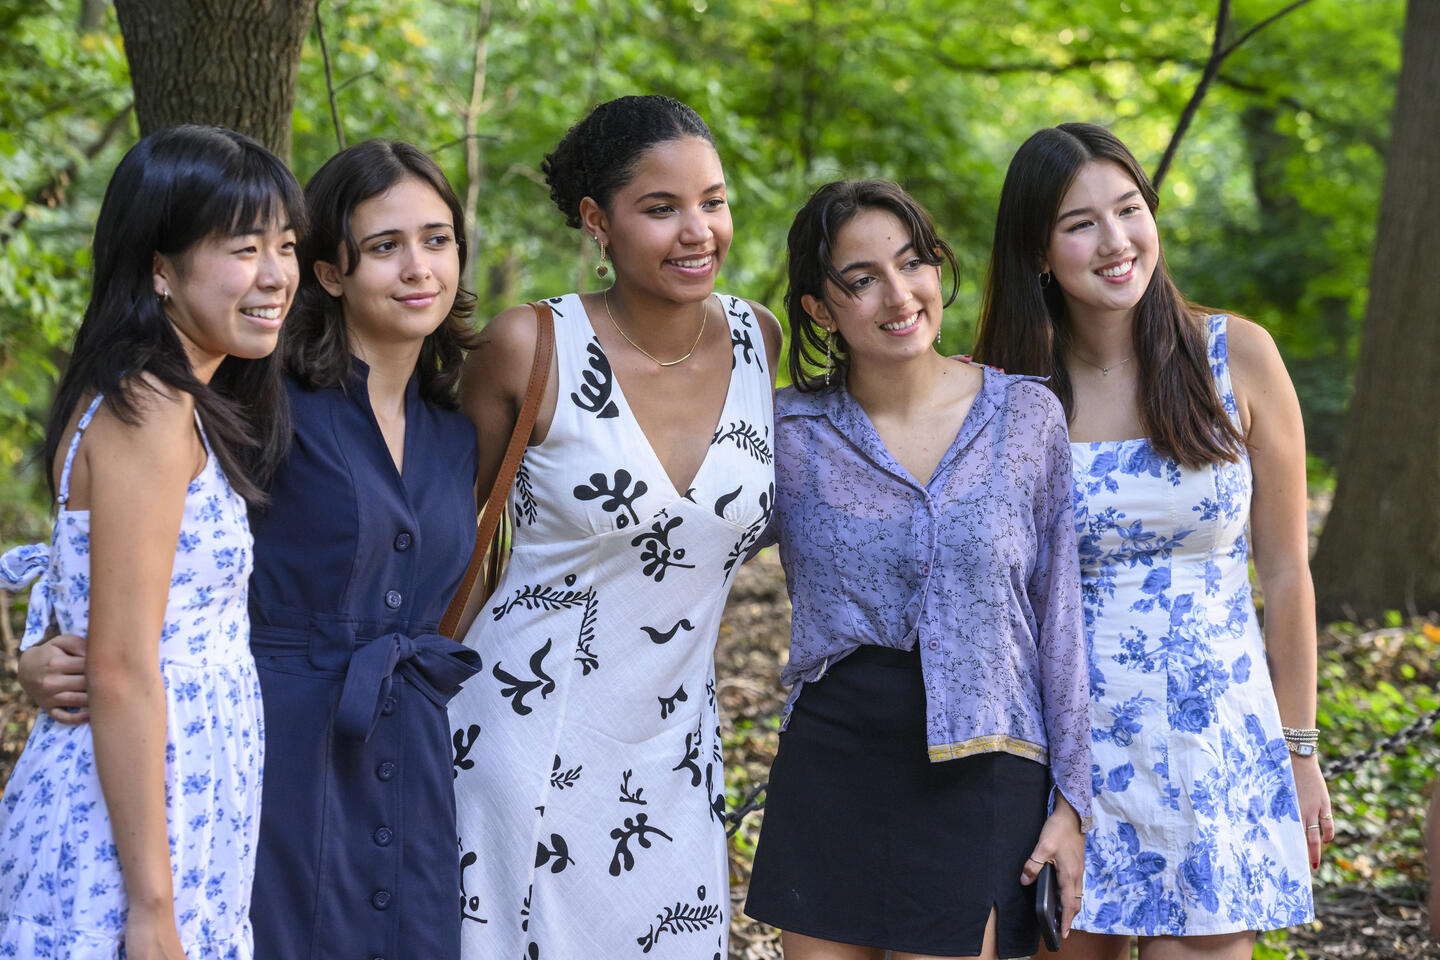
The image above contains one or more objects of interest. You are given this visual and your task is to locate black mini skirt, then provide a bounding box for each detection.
[744,644,1050,958]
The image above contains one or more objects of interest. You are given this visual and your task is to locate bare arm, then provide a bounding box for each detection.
[744,298,784,391]
[1228,315,1332,868]
[453,304,560,637]
[83,389,197,959]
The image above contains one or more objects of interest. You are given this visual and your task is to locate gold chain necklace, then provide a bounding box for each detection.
[602,288,709,367]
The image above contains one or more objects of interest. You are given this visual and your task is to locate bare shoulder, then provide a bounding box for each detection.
[97,375,195,442]
[742,298,784,379]
[474,303,544,360]
[1218,313,1291,396]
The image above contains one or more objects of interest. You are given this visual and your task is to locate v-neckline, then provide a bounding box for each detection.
[577,293,737,500]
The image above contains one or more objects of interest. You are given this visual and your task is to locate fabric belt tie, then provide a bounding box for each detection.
[335,631,481,742]
[1,543,55,651]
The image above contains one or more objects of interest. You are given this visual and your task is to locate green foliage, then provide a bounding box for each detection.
[0,0,1408,532]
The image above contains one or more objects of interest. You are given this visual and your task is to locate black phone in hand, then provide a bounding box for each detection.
[1034,860,1062,952]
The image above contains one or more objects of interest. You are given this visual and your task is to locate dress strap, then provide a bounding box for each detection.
[57,393,106,507]
[1204,314,1243,432]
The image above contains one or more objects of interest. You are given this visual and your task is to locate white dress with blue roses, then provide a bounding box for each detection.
[0,394,264,959]
[1070,315,1313,936]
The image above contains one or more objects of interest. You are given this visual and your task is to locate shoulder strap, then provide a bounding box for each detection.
[57,393,107,507]
[439,301,555,639]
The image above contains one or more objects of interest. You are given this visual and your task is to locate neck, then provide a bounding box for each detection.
[604,281,710,355]
[348,328,421,416]
[846,347,952,419]
[1064,303,1136,366]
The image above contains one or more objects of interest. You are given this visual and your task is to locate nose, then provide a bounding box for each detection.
[257,243,291,291]
[678,206,711,245]
[1096,216,1127,256]
[400,242,433,282]
[880,268,909,307]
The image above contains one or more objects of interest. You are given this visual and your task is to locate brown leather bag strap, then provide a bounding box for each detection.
[439,300,555,638]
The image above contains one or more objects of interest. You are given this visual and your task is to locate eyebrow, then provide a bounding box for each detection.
[633,183,726,204]
[1056,189,1142,222]
[228,222,295,238]
[358,222,453,243]
[838,240,915,274]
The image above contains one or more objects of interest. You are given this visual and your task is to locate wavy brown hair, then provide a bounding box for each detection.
[286,140,479,408]
[972,123,1242,468]
[785,179,960,392]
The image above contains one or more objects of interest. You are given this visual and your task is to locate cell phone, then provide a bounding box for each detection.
[1034,860,1062,952]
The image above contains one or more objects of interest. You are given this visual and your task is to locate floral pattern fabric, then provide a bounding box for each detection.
[0,394,263,959]
[1071,315,1313,936]
[450,293,774,959]
[767,369,1091,821]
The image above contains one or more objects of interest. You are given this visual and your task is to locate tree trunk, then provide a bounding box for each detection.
[1311,0,1440,620]
[113,0,318,162]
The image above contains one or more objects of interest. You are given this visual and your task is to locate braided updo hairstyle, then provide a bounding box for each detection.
[542,95,714,228]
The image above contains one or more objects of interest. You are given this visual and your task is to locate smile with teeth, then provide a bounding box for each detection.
[241,306,283,320]
[669,254,713,269]
[880,311,921,332]
[1097,259,1135,278]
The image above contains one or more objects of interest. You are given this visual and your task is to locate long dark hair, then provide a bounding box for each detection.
[972,123,1242,468]
[785,179,960,392]
[541,95,714,228]
[286,140,479,408]
[43,124,303,505]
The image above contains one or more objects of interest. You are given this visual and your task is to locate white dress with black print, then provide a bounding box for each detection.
[451,292,774,960]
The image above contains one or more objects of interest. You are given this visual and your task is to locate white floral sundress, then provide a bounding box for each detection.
[1070,315,1313,936]
[0,393,264,959]
[451,292,774,959]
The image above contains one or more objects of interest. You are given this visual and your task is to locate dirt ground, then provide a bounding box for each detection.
[1,545,1436,958]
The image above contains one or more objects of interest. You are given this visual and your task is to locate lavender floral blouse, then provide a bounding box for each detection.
[768,366,1091,821]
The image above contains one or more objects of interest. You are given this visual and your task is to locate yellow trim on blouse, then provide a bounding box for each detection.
[927,734,1047,764]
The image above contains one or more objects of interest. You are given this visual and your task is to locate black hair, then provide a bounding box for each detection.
[972,122,1243,468]
[42,124,304,505]
[285,139,480,408]
[542,95,714,228]
[785,179,960,392]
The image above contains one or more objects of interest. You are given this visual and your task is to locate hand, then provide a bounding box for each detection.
[1021,793,1086,939]
[122,903,187,960]
[18,633,90,723]
[1292,754,1333,870]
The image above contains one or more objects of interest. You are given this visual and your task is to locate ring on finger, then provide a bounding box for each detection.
[1026,857,1046,866]
[1319,814,1334,821]
[1305,823,1321,830]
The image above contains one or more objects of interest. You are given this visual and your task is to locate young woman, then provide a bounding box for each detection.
[448,94,782,959]
[18,139,484,959]
[0,125,302,959]
[742,179,1091,960]
[973,123,1328,959]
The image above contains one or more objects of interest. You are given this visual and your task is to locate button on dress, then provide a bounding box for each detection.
[247,364,480,959]
[450,293,775,959]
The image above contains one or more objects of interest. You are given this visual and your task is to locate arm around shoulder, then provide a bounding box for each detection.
[461,303,556,497]
[743,299,784,389]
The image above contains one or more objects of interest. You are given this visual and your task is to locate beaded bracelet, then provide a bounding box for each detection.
[1282,725,1320,756]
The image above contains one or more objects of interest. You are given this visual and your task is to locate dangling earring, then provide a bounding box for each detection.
[1038,271,1052,288]
[823,329,833,387]
[594,236,609,279]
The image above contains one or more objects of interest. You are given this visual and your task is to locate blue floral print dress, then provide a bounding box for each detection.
[1070,315,1313,936]
[0,394,263,959]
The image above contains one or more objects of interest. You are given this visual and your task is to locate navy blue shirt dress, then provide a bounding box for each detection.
[247,362,480,959]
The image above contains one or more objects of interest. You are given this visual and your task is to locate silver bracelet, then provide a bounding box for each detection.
[1282,725,1320,756]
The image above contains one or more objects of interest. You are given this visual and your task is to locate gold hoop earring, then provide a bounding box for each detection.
[594,237,609,279]
[158,290,171,305]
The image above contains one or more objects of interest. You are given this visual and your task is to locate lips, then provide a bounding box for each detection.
[395,291,440,308]
[240,305,284,328]
[1095,258,1135,280]
[879,311,922,334]
[665,252,715,275]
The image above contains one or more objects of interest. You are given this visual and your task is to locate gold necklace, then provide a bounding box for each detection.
[603,289,709,367]
[1071,348,1134,377]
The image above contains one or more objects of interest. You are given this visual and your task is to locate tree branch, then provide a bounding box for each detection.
[1,103,135,248]
[1152,0,1231,189]
[1153,0,1317,188]
[314,6,345,151]
[463,0,493,295]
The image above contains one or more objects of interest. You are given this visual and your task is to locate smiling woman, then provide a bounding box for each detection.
[974,123,1327,960]
[448,94,782,960]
